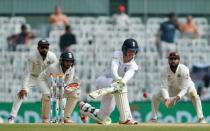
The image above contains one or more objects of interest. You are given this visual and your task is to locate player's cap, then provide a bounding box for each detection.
[38,39,50,46]
[168,52,180,59]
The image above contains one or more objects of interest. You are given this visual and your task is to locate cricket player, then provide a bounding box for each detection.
[38,52,80,123]
[8,39,57,123]
[78,38,139,125]
[150,52,207,123]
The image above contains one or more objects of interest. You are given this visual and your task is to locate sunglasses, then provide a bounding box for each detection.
[39,46,49,49]
[169,58,178,60]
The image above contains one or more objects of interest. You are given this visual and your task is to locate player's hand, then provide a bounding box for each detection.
[173,96,180,106]
[164,99,170,108]
[112,79,125,92]
[18,90,27,99]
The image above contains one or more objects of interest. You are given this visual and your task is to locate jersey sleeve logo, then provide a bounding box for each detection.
[167,75,171,80]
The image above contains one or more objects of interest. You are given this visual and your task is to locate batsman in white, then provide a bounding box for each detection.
[78,38,139,125]
[150,52,207,123]
[8,39,58,123]
[38,52,80,123]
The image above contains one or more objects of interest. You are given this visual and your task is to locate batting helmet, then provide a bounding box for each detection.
[60,52,75,65]
[38,39,50,46]
[122,38,139,54]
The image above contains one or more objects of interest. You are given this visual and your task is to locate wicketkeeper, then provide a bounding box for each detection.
[150,52,207,123]
[38,51,80,123]
[79,38,139,125]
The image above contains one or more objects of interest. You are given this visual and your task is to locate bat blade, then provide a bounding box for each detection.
[89,86,115,99]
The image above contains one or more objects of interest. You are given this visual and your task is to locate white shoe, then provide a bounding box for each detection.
[8,116,15,124]
[198,118,207,124]
[149,118,157,123]
[119,119,138,125]
[42,119,49,123]
[64,118,74,123]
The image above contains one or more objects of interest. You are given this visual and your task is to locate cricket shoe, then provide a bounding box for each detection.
[119,119,138,125]
[80,114,89,123]
[64,118,74,123]
[42,119,49,123]
[197,117,207,124]
[8,116,15,124]
[149,118,158,123]
[78,101,111,125]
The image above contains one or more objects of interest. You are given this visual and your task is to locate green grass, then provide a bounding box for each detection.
[0,123,210,131]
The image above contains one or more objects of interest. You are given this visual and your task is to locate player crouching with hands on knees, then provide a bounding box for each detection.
[150,52,207,123]
[38,52,80,123]
[78,38,139,125]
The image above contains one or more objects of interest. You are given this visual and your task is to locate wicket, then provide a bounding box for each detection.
[49,73,65,123]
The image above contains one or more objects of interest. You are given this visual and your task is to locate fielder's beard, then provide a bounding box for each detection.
[40,51,47,58]
[169,63,178,71]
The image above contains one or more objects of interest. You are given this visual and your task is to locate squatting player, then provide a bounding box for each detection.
[78,38,139,125]
[150,52,207,123]
[38,52,80,123]
[8,39,57,123]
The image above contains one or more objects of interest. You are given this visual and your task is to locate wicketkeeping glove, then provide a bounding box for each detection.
[111,79,125,93]
[65,83,80,93]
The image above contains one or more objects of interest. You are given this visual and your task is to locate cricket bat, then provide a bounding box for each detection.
[89,86,116,99]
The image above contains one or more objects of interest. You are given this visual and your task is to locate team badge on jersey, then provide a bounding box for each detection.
[35,60,41,64]
[47,61,51,65]
[177,74,181,78]
[167,75,171,80]
[124,67,127,72]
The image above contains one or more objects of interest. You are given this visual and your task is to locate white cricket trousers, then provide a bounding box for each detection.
[95,75,133,122]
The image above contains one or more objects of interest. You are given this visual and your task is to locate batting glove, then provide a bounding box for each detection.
[111,79,125,93]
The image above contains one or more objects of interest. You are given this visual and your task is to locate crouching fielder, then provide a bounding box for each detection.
[150,52,207,123]
[79,38,139,125]
[38,52,80,123]
[8,39,57,123]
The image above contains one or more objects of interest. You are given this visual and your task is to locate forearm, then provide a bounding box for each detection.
[111,59,121,80]
[160,88,170,99]
[22,73,31,91]
[22,61,33,90]
[121,70,135,84]
[177,87,188,98]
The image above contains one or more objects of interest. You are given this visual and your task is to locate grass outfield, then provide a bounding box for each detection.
[0,123,210,131]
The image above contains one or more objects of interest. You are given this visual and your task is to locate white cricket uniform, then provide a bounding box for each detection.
[95,51,139,122]
[151,63,204,120]
[10,50,57,118]
[38,62,79,95]
[38,62,80,120]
